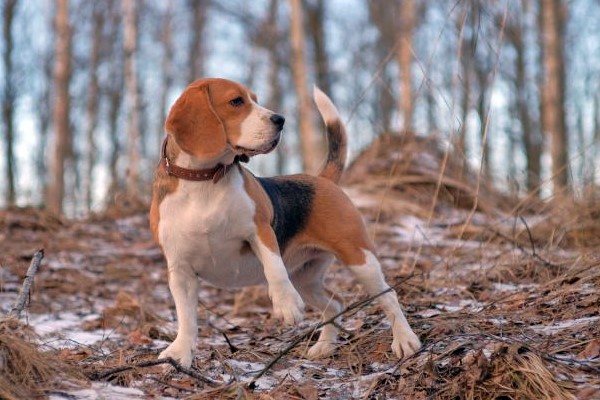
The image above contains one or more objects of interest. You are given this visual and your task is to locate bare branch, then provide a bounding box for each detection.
[9,249,45,319]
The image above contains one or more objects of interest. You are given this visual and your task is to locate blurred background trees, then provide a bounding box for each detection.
[0,0,598,216]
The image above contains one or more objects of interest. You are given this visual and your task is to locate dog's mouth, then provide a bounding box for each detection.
[234,134,281,156]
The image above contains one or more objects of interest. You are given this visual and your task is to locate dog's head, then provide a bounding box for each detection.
[165,78,284,162]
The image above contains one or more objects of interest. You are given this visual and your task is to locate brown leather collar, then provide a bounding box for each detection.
[160,136,249,183]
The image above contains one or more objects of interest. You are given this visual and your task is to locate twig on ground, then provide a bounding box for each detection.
[490,224,563,269]
[90,357,224,387]
[8,249,44,319]
[248,274,416,388]
[147,375,195,393]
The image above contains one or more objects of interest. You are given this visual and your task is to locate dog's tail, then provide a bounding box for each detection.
[313,86,347,184]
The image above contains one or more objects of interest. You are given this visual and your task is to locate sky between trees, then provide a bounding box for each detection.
[1,0,599,216]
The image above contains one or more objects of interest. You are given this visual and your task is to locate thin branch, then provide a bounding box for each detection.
[248,274,416,388]
[518,215,537,256]
[90,357,225,387]
[490,224,563,269]
[9,249,44,318]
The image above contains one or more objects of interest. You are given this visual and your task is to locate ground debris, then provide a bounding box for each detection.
[1,135,599,398]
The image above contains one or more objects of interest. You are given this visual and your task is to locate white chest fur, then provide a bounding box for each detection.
[158,170,266,287]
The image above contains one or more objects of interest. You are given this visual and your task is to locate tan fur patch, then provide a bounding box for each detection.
[149,141,180,244]
[241,168,279,253]
[284,175,373,266]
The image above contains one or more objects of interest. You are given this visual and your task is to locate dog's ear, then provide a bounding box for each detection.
[165,83,227,159]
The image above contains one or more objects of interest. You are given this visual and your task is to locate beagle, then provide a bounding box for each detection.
[150,78,421,367]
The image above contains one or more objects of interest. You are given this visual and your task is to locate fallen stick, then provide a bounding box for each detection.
[9,249,44,319]
[248,273,416,389]
[91,357,225,387]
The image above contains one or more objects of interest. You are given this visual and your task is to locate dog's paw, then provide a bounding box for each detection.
[159,342,193,368]
[307,340,337,359]
[391,328,421,360]
[270,284,305,325]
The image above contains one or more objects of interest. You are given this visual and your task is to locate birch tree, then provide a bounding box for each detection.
[289,0,318,173]
[396,0,415,131]
[122,0,141,196]
[47,0,72,215]
[83,4,103,212]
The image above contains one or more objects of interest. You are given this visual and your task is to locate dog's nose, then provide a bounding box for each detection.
[270,114,285,128]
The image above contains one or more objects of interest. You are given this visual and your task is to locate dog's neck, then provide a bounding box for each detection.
[160,136,249,183]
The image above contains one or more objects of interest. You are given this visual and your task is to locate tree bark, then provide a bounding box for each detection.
[47,0,72,215]
[263,0,285,174]
[305,0,331,96]
[470,3,491,179]
[122,0,141,197]
[159,3,173,149]
[83,4,103,212]
[289,0,318,173]
[187,0,208,83]
[2,0,17,205]
[106,0,123,201]
[507,7,541,193]
[593,92,600,185]
[36,52,52,206]
[368,0,396,133]
[396,0,415,131]
[539,0,569,193]
[457,6,471,158]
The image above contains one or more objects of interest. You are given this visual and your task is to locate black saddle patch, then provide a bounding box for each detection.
[257,177,315,252]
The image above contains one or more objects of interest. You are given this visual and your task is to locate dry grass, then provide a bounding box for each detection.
[0,132,598,398]
[0,318,83,399]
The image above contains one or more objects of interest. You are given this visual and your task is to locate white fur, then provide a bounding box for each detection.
[157,169,304,366]
[313,86,340,124]
[236,99,280,151]
[251,240,305,324]
[348,250,421,359]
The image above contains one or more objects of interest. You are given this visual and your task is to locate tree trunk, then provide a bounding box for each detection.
[457,6,471,158]
[305,0,331,96]
[106,0,123,201]
[187,0,208,83]
[83,5,103,212]
[289,0,318,173]
[47,0,72,215]
[396,0,415,131]
[263,0,285,174]
[2,0,17,205]
[508,9,541,193]
[159,3,173,149]
[593,92,600,185]
[122,0,141,197]
[36,52,52,206]
[539,0,569,193]
[368,0,396,133]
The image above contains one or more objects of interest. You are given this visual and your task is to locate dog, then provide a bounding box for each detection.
[149,78,421,367]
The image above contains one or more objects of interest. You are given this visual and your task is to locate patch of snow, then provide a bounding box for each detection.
[417,309,442,318]
[492,282,537,292]
[50,382,149,400]
[435,299,484,313]
[29,312,114,348]
[530,316,600,335]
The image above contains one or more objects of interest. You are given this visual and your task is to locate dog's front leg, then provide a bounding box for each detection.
[251,232,305,324]
[159,266,199,368]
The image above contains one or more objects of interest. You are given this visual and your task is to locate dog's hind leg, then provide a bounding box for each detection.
[347,250,421,359]
[291,255,343,358]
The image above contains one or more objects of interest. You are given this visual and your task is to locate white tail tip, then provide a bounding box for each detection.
[313,85,340,124]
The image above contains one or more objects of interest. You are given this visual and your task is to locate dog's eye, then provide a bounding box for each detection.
[229,97,244,107]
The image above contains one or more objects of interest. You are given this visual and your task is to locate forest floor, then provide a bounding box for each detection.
[1,133,599,399]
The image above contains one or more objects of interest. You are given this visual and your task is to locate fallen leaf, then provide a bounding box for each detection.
[577,339,600,360]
